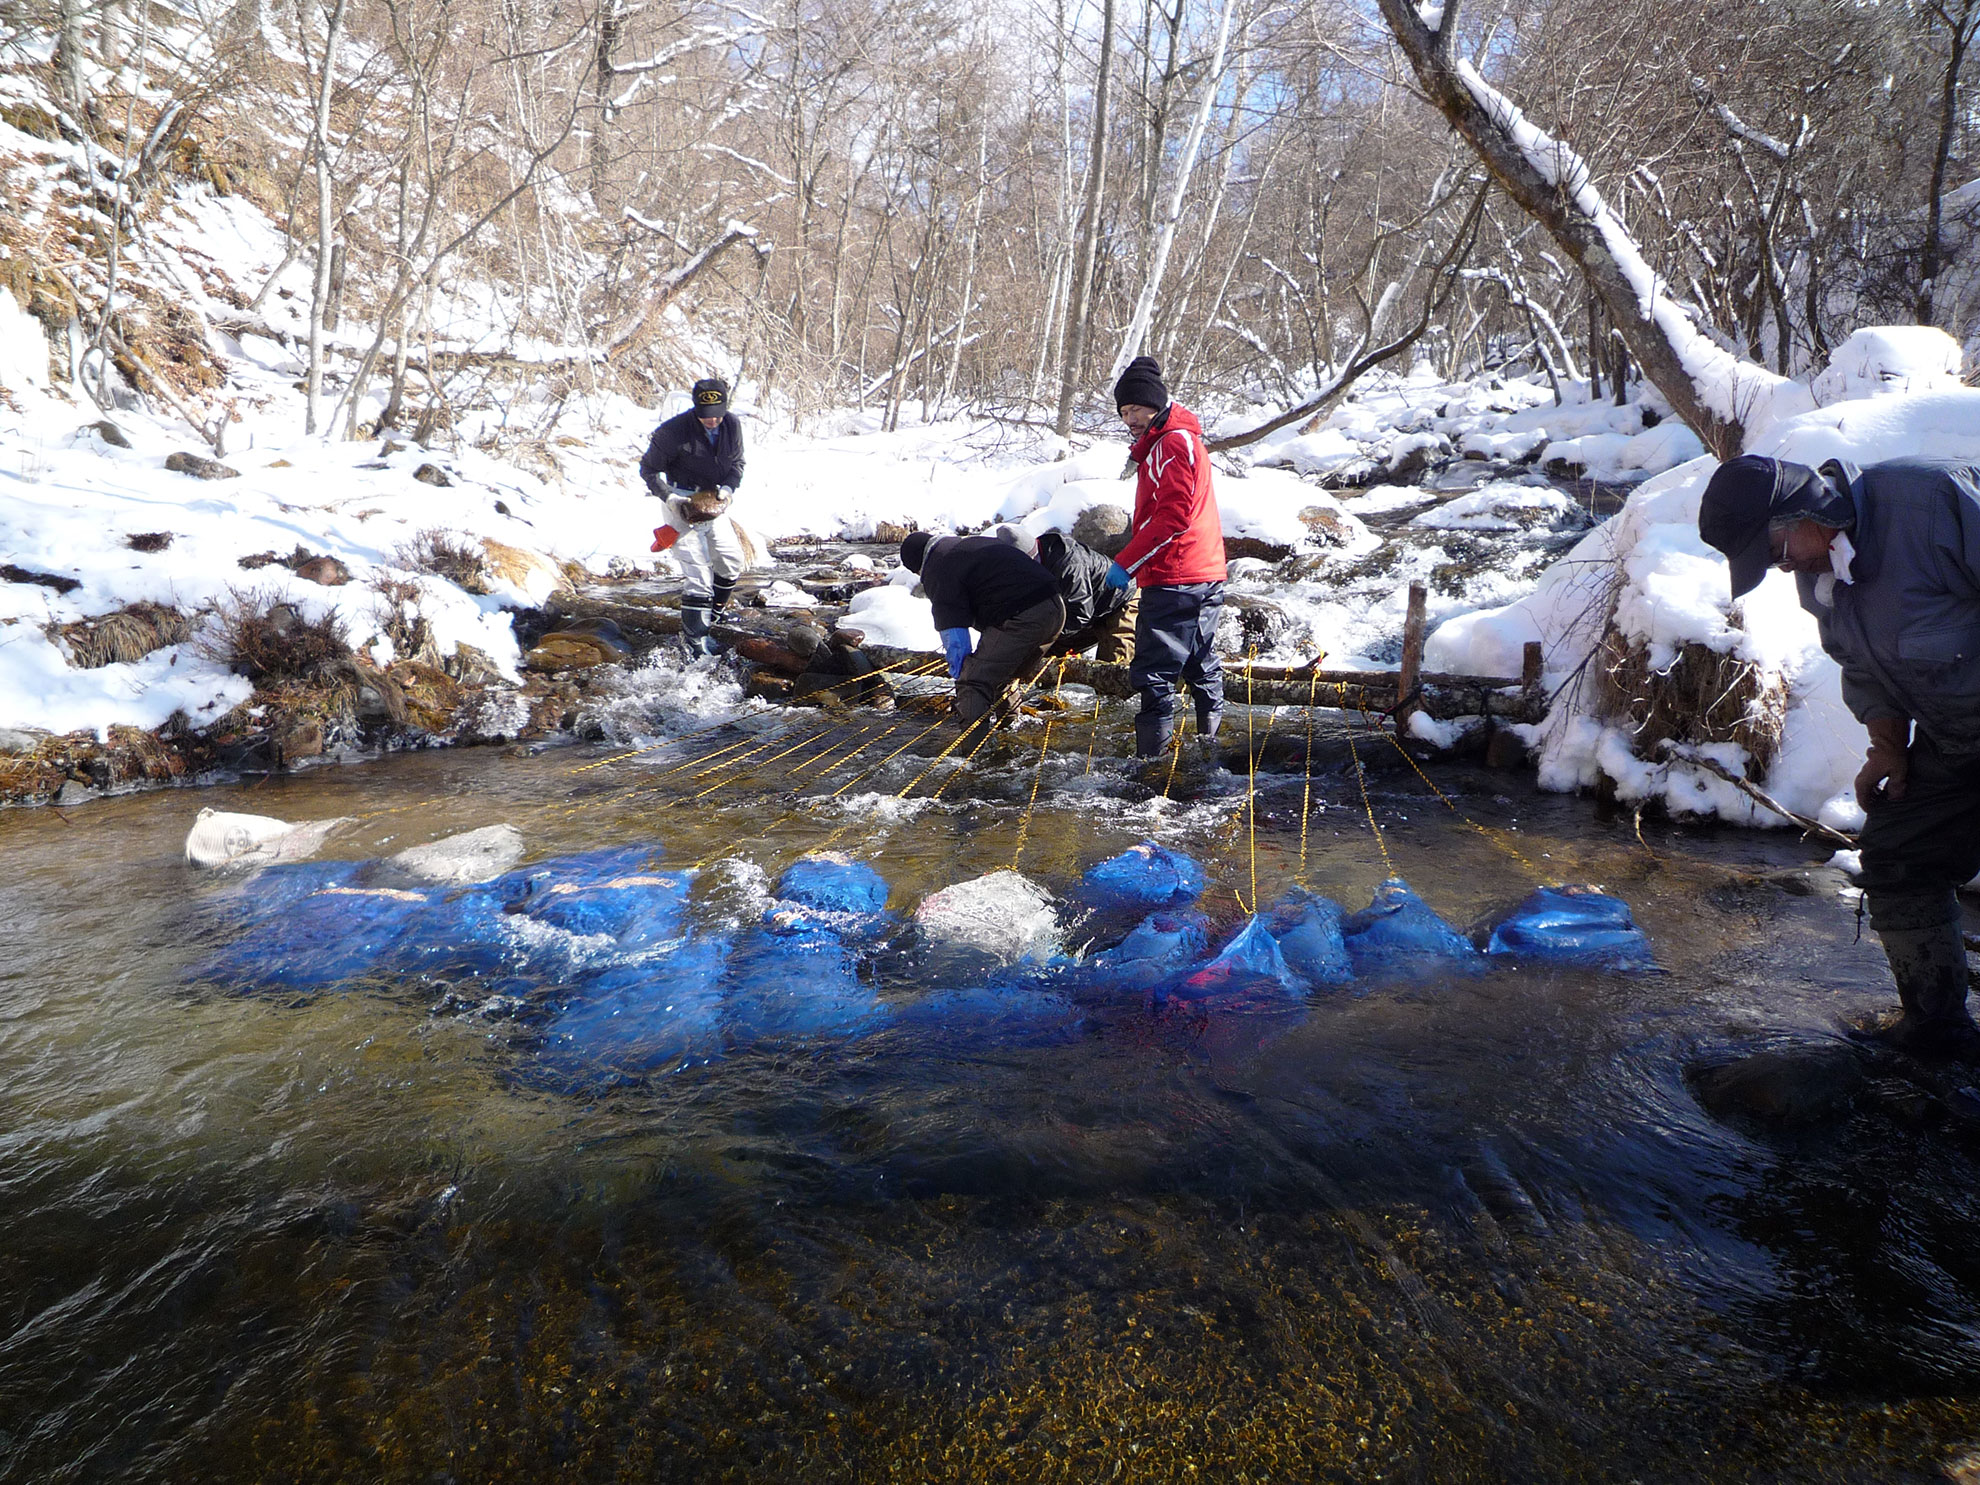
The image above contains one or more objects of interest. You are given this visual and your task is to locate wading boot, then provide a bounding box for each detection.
[1134,711,1173,760]
[680,601,718,658]
[1850,923,1980,1061]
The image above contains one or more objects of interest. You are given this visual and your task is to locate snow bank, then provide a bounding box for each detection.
[1426,348,1980,828]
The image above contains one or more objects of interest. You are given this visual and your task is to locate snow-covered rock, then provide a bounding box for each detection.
[1811,326,1965,405]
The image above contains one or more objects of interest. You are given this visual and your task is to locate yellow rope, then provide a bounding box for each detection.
[1010,714,1056,869]
[1298,667,1319,885]
[1375,724,1551,878]
[1342,719,1396,876]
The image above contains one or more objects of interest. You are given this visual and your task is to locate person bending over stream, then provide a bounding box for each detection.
[1701,453,1980,1060]
[900,531,1064,740]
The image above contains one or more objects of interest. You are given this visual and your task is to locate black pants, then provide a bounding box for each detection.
[1128,582,1226,757]
[956,595,1065,727]
[1858,733,1980,931]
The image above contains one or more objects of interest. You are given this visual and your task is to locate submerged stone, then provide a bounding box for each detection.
[1477,884,1655,970]
[1266,889,1353,988]
[1341,878,1475,973]
[1081,842,1206,908]
[1688,1045,1866,1128]
[914,871,1059,965]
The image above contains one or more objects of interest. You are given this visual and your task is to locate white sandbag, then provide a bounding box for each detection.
[914,870,1059,964]
[184,808,346,870]
[384,823,525,885]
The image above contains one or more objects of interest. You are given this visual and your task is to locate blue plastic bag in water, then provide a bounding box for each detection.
[1478,885,1655,970]
[536,934,730,1080]
[198,879,433,989]
[1081,842,1206,908]
[776,853,889,918]
[724,923,888,1041]
[520,869,692,950]
[1340,878,1475,974]
[1090,911,1209,985]
[1171,916,1300,1000]
[1266,889,1352,989]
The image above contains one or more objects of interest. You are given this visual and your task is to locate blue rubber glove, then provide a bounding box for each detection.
[1102,562,1132,591]
[940,627,973,679]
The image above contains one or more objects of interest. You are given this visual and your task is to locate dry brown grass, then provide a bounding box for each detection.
[52,603,193,668]
[369,573,439,666]
[395,528,485,590]
[202,587,352,684]
[1592,624,1786,774]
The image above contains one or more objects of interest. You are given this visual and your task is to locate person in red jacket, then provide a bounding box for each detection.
[1102,356,1229,757]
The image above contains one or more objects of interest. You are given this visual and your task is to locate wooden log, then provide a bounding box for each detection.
[853,643,1545,722]
[1396,583,1428,730]
[1522,640,1544,687]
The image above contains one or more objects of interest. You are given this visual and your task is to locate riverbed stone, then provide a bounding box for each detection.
[293,555,351,586]
[164,451,240,480]
[1071,504,1132,557]
[1689,1045,1866,1128]
[383,823,525,886]
[524,619,632,672]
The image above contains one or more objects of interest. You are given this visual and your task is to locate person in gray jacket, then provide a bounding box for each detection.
[1700,453,1980,1059]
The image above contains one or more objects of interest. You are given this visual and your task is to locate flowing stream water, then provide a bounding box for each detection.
[6,673,1980,1482]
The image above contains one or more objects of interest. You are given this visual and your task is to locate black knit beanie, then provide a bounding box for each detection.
[691,377,730,415]
[1112,356,1169,412]
[899,531,933,573]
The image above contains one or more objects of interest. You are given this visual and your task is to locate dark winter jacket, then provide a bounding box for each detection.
[1037,531,1130,634]
[1116,403,1227,587]
[1797,457,1980,755]
[640,409,745,494]
[920,536,1060,632]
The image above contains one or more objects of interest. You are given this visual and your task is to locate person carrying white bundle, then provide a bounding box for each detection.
[640,376,748,657]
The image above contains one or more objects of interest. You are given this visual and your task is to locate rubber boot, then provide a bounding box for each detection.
[1135,710,1173,760]
[1195,706,1224,767]
[680,601,718,658]
[1853,923,1980,1060]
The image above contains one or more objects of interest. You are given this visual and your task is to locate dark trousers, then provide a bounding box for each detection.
[1859,733,1980,931]
[1128,582,1226,757]
[957,595,1065,727]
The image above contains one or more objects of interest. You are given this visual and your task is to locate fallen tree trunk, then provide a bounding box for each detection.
[854,643,1546,723]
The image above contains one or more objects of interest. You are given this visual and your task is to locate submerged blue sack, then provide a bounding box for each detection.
[1090,911,1209,984]
[199,880,433,989]
[776,853,889,918]
[1172,916,1300,1000]
[1341,878,1474,973]
[1478,885,1655,969]
[1081,842,1205,907]
[1266,889,1352,988]
[521,869,692,949]
[537,934,729,1078]
[724,925,887,1041]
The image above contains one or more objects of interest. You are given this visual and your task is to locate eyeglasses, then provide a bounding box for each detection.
[1768,526,1790,565]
